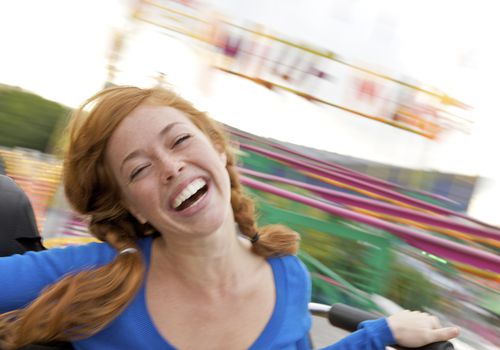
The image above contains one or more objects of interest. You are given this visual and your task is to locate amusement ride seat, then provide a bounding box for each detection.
[0,175,73,350]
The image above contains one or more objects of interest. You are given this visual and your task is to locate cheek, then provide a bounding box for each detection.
[126,182,159,208]
[220,168,232,200]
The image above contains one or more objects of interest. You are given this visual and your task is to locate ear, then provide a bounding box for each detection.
[134,212,148,225]
[219,151,227,165]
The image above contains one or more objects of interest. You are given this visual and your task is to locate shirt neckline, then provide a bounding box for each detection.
[139,235,287,349]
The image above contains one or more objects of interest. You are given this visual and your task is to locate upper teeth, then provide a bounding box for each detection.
[173,178,206,209]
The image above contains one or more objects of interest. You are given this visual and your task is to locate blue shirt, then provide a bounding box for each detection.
[0,236,395,349]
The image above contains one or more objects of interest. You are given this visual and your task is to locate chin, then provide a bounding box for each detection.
[200,203,234,235]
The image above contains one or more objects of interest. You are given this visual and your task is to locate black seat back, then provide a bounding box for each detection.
[0,175,74,350]
[0,175,45,256]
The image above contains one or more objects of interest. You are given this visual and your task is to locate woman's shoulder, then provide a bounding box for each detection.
[268,254,310,286]
[267,254,312,338]
[269,254,307,272]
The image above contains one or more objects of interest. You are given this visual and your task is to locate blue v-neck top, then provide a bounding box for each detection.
[0,236,395,349]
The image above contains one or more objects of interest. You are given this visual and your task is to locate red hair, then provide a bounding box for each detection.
[0,86,299,349]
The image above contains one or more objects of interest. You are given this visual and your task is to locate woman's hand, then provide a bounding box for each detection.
[387,310,459,348]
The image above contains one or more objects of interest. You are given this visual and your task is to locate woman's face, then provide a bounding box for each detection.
[105,104,232,239]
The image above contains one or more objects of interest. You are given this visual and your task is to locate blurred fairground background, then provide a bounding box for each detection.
[0,0,499,348]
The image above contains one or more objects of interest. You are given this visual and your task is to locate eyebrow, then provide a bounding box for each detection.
[119,122,183,173]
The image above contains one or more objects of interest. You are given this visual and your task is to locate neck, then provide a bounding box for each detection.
[151,218,261,294]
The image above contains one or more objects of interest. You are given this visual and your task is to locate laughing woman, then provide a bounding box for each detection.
[0,86,459,350]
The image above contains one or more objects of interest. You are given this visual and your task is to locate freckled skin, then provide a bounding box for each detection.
[105,104,232,240]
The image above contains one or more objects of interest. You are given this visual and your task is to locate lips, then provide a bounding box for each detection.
[169,177,209,211]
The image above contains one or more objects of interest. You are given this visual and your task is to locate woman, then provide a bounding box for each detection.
[0,86,459,349]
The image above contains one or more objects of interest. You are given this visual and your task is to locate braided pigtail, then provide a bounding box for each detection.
[0,85,300,349]
[226,153,300,257]
[0,225,144,349]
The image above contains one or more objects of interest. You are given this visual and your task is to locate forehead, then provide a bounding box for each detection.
[106,105,199,162]
[119,104,195,133]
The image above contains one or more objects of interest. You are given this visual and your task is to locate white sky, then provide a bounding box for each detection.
[1,0,500,224]
[0,0,126,106]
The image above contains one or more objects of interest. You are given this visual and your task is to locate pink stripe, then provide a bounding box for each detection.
[241,176,500,274]
[230,128,458,205]
[239,143,496,228]
[239,168,500,241]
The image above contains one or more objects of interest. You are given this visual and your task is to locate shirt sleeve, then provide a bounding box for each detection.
[316,318,396,350]
[0,242,116,313]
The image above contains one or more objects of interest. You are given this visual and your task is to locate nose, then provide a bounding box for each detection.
[160,156,185,183]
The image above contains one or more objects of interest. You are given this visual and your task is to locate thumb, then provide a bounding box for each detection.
[430,327,460,342]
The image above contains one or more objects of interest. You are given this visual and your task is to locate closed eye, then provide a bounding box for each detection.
[130,164,150,181]
[173,134,191,147]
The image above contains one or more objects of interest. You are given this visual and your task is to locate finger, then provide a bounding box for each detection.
[430,327,460,342]
[429,315,442,329]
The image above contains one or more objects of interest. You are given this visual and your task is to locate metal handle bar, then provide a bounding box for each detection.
[309,303,454,350]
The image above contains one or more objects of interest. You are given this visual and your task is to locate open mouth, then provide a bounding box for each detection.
[175,185,208,211]
[172,178,209,212]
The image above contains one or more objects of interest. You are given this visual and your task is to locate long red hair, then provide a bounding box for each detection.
[0,86,299,349]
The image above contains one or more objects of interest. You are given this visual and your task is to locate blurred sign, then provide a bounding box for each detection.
[119,0,472,139]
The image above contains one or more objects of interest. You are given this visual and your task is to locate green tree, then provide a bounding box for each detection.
[386,262,441,310]
[0,85,71,153]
